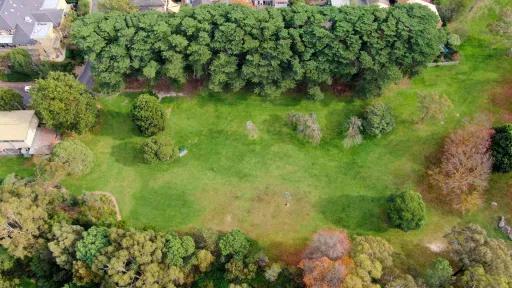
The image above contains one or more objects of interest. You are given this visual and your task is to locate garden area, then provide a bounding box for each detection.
[2,0,510,267]
[1,0,512,286]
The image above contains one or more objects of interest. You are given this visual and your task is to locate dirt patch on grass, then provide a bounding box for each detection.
[198,183,314,263]
[490,79,512,122]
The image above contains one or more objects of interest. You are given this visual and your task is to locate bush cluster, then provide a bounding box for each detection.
[288,112,322,144]
[51,139,94,176]
[387,190,426,231]
[140,136,178,163]
[491,124,512,173]
[130,94,166,136]
[0,88,23,111]
[362,102,395,137]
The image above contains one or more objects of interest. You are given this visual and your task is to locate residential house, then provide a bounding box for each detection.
[131,0,180,13]
[253,0,288,8]
[0,110,58,156]
[0,0,70,61]
[330,0,350,7]
[183,0,212,7]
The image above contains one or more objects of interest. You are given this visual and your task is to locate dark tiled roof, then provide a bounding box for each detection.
[0,0,64,45]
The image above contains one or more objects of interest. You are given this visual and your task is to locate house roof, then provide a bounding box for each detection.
[0,0,65,45]
[132,0,165,7]
[0,110,37,141]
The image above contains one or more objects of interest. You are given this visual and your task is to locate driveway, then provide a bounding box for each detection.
[0,80,33,107]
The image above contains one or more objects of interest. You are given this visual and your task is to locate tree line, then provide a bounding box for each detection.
[71,3,445,99]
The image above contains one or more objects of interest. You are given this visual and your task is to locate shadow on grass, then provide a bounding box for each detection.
[110,141,142,167]
[318,194,389,234]
[96,109,140,140]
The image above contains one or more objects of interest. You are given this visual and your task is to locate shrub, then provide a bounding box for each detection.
[131,94,166,137]
[78,193,118,226]
[447,33,462,49]
[77,0,90,16]
[425,258,453,288]
[31,72,97,134]
[387,190,426,231]
[488,8,512,37]
[288,112,322,145]
[428,122,493,212]
[75,226,110,266]
[0,88,23,111]
[303,230,351,261]
[163,234,195,267]
[343,116,363,148]
[219,229,250,259]
[491,124,512,173]
[51,140,94,176]
[8,48,34,76]
[307,86,324,101]
[362,102,395,137]
[434,0,467,23]
[140,137,178,164]
[418,92,452,123]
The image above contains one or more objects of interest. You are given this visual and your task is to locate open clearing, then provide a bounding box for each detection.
[1,0,511,267]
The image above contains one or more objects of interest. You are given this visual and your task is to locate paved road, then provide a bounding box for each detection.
[0,81,33,107]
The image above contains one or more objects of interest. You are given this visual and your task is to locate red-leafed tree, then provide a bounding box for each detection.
[299,230,352,288]
[428,121,494,213]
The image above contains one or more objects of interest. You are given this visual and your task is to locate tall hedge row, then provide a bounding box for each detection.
[71,4,444,98]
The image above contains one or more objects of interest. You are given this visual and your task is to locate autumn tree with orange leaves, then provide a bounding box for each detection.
[428,120,494,213]
[299,230,352,288]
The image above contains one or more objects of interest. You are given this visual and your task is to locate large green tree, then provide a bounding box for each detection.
[71,4,444,98]
[131,94,166,136]
[31,72,97,134]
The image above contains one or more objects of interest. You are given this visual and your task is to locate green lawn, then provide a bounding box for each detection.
[2,0,511,267]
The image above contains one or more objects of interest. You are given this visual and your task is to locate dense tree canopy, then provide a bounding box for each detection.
[71,4,444,98]
[491,124,512,173]
[31,72,97,134]
[387,190,426,231]
[131,94,166,136]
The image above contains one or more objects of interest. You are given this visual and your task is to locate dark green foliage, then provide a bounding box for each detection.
[140,137,178,163]
[425,258,453,288]
[387,190,426,231]
[131,94,166,136]
[433,0,467,23]
[362,102,395,137]
[0,88,23,111]
[31,72,97,134]
[51,140,94,176]
[163,234,195,267]
[491,124,512,172]
[71,4,444,97]
[218,229,250,259]
[75,226,110,266]
[8,48,34,76]
[445,224,512,287]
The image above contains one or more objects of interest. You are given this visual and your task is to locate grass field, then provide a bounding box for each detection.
[1,0,511,267]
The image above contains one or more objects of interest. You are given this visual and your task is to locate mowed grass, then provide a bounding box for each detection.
[2,0,511,265]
